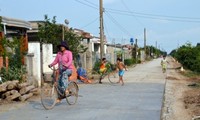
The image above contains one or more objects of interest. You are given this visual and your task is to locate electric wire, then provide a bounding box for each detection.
[106,8,200,20]
[105,11,132,36]
[107,10,200,23]
[83,0,99,7]
[80,17,99,29]
[74,0,98,10]
[74,0,200,23]
[104,21,111,41]
[121,0,144,26]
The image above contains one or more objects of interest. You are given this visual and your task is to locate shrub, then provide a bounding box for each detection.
[137,59,141,64]
[124,59,136,66]
[0,66,27,83]
[172,43,200,73]
[93,60,116,72]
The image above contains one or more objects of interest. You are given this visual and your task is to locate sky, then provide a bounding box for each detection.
[0,0,200,53]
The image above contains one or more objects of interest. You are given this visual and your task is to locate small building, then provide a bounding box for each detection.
[0,16,32,68]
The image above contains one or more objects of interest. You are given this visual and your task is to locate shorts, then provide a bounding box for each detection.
[118,70,125,76]
[100,68,107,73]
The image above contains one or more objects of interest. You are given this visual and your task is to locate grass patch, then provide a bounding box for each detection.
[182,70,200,78]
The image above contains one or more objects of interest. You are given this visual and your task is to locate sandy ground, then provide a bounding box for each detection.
[161,57,200,120]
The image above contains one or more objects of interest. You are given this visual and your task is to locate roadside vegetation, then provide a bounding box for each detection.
[170,42,200,73]
[0,16,27,83]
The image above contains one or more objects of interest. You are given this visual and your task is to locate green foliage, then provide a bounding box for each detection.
[137,59,141,63]
[38,15,62,52]
[0,66,26,83]
[93,60,101,72]
[124,58,136,66]
[182,70,200,78]
[0,37,27,82]
[171,43,200,73]
[0,16,3,32]
[0,38,7,57]
[92,60,115,73]
[38,15,62,44]
[64,28,88,59]
[38,15,88,61]
[138,46,164,59]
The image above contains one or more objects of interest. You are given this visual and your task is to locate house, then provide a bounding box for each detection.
[0,16,32,68]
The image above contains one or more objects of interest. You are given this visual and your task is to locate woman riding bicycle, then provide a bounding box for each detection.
[48,41,73,102]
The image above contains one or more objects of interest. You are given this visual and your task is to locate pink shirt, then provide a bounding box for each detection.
[50,50,73,70]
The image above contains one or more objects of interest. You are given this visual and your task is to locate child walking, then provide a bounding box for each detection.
[116,58,127,86]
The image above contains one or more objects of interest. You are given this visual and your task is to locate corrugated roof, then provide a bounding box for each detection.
[1,16,32,29]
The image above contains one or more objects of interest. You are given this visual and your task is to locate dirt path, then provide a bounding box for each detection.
[162,57,200,120]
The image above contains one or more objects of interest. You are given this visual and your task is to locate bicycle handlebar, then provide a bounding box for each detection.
[48,66,58,71]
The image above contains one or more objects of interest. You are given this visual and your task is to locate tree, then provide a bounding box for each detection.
[38,15,88,64]
[64,28,87,60]
[0,16,4,56]
[0,16,3,32]
[38,15,62,52]
[172,43,200,72]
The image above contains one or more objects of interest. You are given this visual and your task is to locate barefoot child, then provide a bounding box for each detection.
[116,58,127,86]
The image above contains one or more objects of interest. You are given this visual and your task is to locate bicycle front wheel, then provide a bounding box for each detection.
[41,83,58,110]
[66,82,78,105]
[108,71,118,84]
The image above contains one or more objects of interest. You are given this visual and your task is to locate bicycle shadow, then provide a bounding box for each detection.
[28,98,75,110]
[28,100,44,110]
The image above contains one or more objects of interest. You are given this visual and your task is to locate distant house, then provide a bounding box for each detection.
[0,16,32,68]
[27,21,44,42]
[1,16,31,38]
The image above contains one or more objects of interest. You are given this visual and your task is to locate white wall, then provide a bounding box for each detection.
[27,42,41,86]
[42,44,53,73]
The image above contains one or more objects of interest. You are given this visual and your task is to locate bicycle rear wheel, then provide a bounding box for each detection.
[41,83,58,110]
[108,71,118,84]
[66,82,78,105]
[87,70,100,84]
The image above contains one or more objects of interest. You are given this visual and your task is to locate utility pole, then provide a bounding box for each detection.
[62,25,64,41]
[135,39,138,64]
[155,41,158,49]
[62,19,69,41]
[99,0,104,60]
[144,28,146,60]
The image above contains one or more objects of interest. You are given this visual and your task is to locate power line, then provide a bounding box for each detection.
[106,8,200,20]
[74,0,200,22]
[74,0,98,10]
[106,8,200,23]
[83,0,98,7]
[121,0,144,26]
[80,17,99,29]
[104,21,111,40]
[107,10,200,23]
[105,11,132,36]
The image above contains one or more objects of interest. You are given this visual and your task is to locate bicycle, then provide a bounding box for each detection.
[41,67,79,110]
[87,63,118,84]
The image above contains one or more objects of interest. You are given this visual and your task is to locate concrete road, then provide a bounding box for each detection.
[0,59,166,120]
